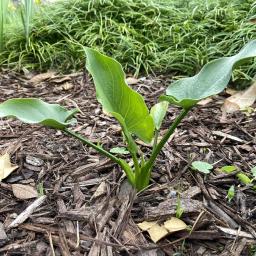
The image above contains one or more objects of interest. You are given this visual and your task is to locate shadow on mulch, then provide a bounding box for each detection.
[0,69,255,255]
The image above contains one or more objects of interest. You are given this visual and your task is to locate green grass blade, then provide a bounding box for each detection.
[0,0,9,52]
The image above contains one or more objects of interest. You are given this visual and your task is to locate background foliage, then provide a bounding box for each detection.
[1,0,256,84]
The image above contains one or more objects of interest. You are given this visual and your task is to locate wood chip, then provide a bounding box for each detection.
[212,131,244,143]
[90,181,108,201]
[8,195,47,228]
[217,226,254,239]
[145,198,202,219]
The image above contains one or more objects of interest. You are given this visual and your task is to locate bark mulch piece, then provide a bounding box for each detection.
[0,69,255,255]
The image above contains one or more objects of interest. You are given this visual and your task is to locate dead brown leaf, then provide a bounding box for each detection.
[126,77,139,85]
[197,97,213,106]
[164,217,187,233]
[50,76,71,84]
[138,217,187,243]
[12,184,38,199]
[138,221,168,243]
[0,153,19,182]
[29,71,55,84]
[222,83,256,114]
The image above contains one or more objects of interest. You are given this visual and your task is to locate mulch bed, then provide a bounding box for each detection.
[0,69,255,255]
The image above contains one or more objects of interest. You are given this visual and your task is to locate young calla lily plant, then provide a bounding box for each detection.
[1,40,256,191]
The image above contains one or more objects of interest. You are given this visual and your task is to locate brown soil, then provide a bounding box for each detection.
[0,69,255,255]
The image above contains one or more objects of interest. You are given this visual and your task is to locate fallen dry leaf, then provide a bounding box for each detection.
[12,184,38,199]
[225,88,237,95]
[164,217,187,233]
[126,77,139,85]
[50,76,71,84]
[138,217,187,243]
[222,83,256,114]
[197,97,213,106]
[29,71,55,84]
[0,153,19,181]
[147,223,169,243]
[138,221,168,243]
[138,221,158,231]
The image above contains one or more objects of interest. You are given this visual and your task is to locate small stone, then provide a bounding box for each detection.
[95,108,101,115]
[168,190,177,198]
[25,156,44,167]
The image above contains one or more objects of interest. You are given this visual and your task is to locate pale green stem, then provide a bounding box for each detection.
[145,108,190,170]
[136,108,191,190]
[64,128,135,185]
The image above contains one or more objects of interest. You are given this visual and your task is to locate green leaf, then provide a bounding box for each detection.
[150,101,169,130]
[85,48,154,143]
[227,185,235,203]
[220,166,251,185]
[162,40,256,109]
[191,161,213,174]
[0,98,78,130]
[220,165,237,173]
[110,147,130,155]
[236,172,251,185]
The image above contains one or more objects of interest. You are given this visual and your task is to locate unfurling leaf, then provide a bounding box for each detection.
[150,101,169,130]
[0,153,19,181]
[85,48,154,143]
[0,98,78,130]
[191,161,213,174]
[227,185,235,202]
[162,40,256,109]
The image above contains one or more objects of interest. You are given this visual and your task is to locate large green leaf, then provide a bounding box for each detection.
[85,48,154,143]
[0,98,78,129]
[162,40,256,109]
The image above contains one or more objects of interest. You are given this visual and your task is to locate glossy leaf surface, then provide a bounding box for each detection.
[85,48,154,143]
[163,40,256,109]
[192,161,213,174]
[0,98,77,129]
